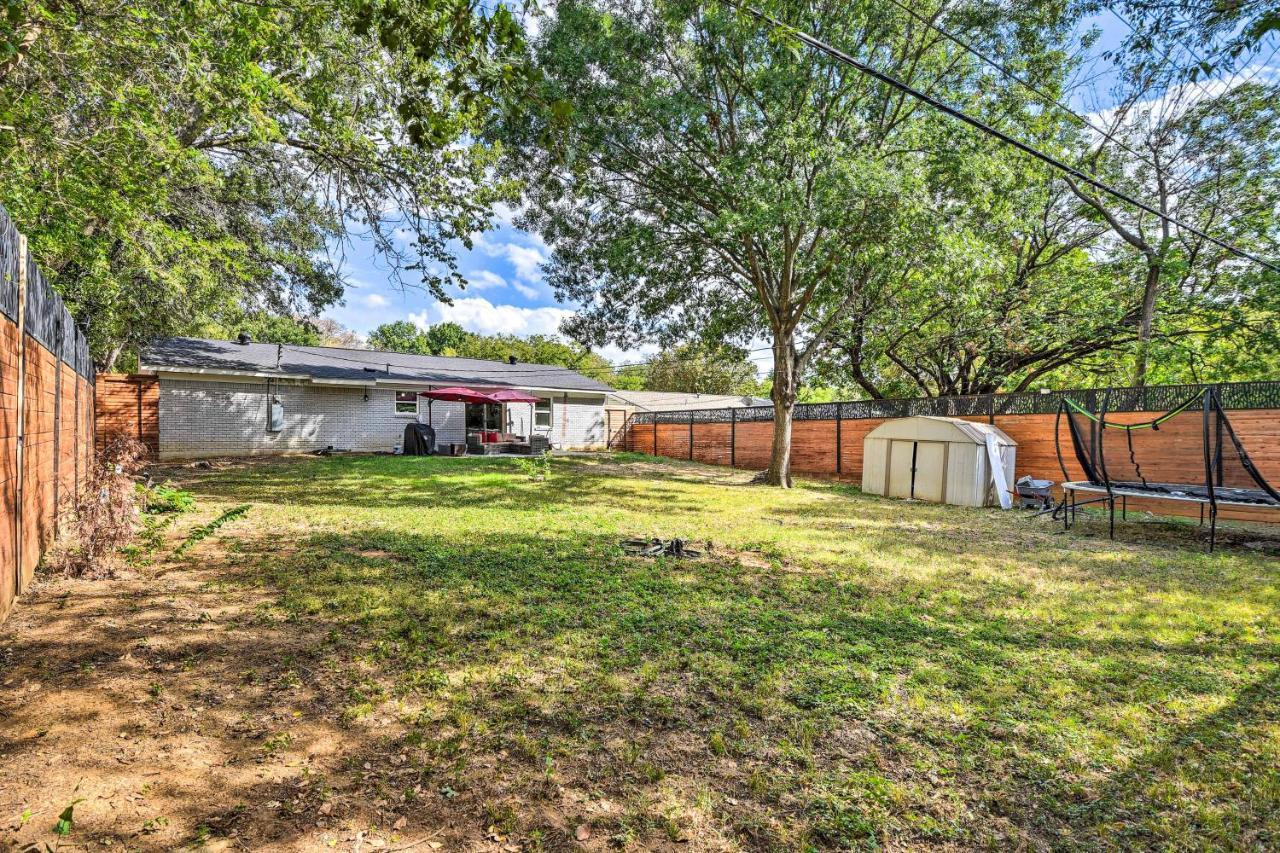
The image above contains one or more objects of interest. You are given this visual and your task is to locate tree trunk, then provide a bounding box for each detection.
[765,334,798,487]
[102,343,123,375]
[1133,257,1162,387]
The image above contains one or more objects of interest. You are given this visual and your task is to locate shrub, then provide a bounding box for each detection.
[145,482,196,514]
[515,450,553,481]
[46,437,149,578]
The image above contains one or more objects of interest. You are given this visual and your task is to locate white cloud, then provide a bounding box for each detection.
[597,342,659,366]
[413,297,572,338]
[408,310,431,332]
[513,282,540,300]
[464,270,507,291]
[362,293,390,308]
[505,245,546,282]
[440,297,572,337]
[473,233,548,283]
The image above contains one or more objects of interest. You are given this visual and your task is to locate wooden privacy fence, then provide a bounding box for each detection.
[95,374,159,458]
[620,381,1280,523]
[1,203,96,623]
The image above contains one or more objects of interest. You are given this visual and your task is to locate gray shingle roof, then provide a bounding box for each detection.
[140,337,614,393]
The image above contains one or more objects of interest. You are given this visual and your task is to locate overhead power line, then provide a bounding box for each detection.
[884,0,1187,186]
[280,341,776,380]
[729,3,1280,274]
[883,0,1261,227]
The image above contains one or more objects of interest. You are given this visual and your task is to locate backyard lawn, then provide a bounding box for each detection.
[2,453,1278,851]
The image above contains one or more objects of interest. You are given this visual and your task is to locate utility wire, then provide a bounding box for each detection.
[884,0,1206,192]
[279,341,776,379]
[884,0,1272,234]
[727,2,1280,274]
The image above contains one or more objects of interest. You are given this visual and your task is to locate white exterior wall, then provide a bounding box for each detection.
[157,376,607,460]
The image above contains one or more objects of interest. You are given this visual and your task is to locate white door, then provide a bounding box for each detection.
[887,440,946,502]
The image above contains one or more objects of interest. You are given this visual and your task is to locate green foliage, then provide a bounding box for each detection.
[216,313,323,347]
[513,450,552,481]
[53,799,84,837]
[146,483,196,515]
[366,320,626,384]
[368,321,436,355]
[422,321,471,356]
[174,504,251,557]
[0,0,530,369]
[642,343,762,395]
[504,0,1079,481]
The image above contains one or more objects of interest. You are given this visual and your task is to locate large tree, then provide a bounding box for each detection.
[0,0,528,369]
[1064,80,1280,386]
[812,172,1137,397]
[505,0,1073,484]
[368,320,437,354]
[644,343,762,395]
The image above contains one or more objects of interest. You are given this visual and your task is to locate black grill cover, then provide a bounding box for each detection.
[403,423,435,456]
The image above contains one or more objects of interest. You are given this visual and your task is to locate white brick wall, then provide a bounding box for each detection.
[157,377,607,459]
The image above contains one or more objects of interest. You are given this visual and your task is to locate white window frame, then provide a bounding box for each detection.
[534,396,553,429]
[394,391,418,417]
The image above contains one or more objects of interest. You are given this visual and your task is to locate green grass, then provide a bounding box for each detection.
[172,453,1280,850]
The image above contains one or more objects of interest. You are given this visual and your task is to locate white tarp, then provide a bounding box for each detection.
[986,433,1012,509]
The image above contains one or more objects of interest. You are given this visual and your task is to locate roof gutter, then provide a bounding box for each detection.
[141,364,313,381]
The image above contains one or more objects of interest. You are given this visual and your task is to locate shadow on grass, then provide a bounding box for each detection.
[208,524,1280,847]
[159,454,710,516]
[7,455,1274,849]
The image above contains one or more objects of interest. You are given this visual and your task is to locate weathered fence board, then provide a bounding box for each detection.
[0,204,96,623]
[94,374,159,457]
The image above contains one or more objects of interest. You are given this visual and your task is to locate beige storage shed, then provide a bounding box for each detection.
[862,417,1017,508]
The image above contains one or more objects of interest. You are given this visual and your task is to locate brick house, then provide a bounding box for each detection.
[134,337,613,460]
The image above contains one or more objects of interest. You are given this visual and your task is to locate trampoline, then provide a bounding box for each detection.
[1054,387,1280,550]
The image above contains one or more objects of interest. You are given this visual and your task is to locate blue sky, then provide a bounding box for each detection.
[325,202,665,367]
[319,10,1268,374]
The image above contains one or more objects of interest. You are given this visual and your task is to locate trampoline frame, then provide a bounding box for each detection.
[1053,387,1280,551]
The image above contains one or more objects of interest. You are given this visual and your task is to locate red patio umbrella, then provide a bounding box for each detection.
[417,387,504,436]
[417,387,503,404]
[486,388,542,436]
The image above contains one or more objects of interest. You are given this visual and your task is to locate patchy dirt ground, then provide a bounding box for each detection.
[0,543,626,852]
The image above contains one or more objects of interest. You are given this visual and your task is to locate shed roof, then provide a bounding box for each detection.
[139,337,614,393]
[865,416,1016,446]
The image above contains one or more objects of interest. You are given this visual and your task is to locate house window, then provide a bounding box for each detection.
[394,391,418,416]
[534,396,553,428]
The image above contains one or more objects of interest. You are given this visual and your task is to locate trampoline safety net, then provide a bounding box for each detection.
[1059,388,1280,507]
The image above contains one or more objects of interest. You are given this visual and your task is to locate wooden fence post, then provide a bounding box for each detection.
[13,234,26,598]
[73,364,79,496]
[53,325,61,529]
[835,403,842,475]
[730,408,736,468]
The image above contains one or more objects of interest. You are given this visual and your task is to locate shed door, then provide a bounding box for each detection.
[887,440,947,502]
[913,441,946,503]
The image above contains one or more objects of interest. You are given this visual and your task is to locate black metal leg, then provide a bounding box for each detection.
[1121,495,1127,520]
[1109,498,1115,539]
[1209,508,1217,552]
